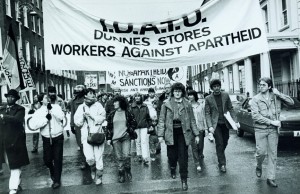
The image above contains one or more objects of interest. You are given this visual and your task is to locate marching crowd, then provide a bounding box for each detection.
[0,77,294,194]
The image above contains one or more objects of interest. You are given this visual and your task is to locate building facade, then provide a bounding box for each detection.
[0,0,77,104]
[190,0,300,98]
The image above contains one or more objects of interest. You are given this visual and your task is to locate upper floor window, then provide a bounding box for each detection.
[280,0,288,27]
[262,5,269,32]
[36,0,40,9]
[37,17,41,35]
[15,1,19,21]
[39,48,43,67]
[31,16,36,32]
[6,0,11,16]
[25,41,30,65]
[23,7,29,27]
[33,46,37,66]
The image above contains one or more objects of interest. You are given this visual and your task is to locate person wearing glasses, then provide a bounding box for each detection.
[251,77,294,187]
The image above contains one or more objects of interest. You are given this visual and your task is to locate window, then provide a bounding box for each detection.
[280,0,288,27]
[36,0,39,9]
[262,5,269,32]
[33,46,37,66]
[6,0,11,16]
[15,1,19,21]
[25,41,30,65]
[37,17,41,35]
[23,7,28,27]
[39,48,43,67]
[31,16,36,32]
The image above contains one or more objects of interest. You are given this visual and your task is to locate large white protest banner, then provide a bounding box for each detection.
[106,67,187,95]
[44,0,268,71]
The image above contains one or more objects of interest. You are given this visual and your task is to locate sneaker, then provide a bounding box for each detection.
[208,133,214,142]
[220,165,226,173]
[95,177,102,185]
[196,165,202,172]
[51,182,61,189]
[9,190,17,194]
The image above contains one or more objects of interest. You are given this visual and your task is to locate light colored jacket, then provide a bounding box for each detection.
[30,104,65,138]
[74,102,106,143]
[157,97,199,146]
[251,92,294,129]
[191,100,208,131]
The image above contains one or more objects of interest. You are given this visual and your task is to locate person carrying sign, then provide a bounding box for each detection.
[29,87,65,189]
[0,89,30,194]
[251,77,294,187]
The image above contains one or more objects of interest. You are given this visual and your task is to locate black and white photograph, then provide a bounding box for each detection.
[0,0,300,193]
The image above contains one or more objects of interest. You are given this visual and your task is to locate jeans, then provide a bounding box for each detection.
[113,134,131,171]
[135,128,150,160]
[214,124,229,166]
[167,126,188,180]
[255,128,279,180]
[32,133,39,150]
[191,130,205,166]
[42,134,64,183]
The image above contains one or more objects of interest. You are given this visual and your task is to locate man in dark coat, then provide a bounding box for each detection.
[0,89,29,194]
[205,79,239,173]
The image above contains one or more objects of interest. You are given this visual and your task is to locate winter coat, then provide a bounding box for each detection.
[106,110,137,140]
[157,97,199,146]
[0,104,29,169]
[74,102,106,143]
[205,92,237,130]
[191,100,208,131]
[251,92,294,129]
[130,102,152,128]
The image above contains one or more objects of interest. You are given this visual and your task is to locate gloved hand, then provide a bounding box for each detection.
[47,103,52,110]
[71,126,76,134]
[28,109,35,114]
[46,113,52,120]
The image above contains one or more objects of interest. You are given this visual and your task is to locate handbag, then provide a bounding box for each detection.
[127,128,138,140]
[84,107,105,146]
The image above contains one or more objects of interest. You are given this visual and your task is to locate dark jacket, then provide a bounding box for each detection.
[130,102,152,128]
[106,110,137,140]
[156,92,170,118]
[157,97,199,146]
[0,104,29,169]
[105,99,115,119]
[204,92,237,130]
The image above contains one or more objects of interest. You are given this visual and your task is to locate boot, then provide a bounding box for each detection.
[90,165,96,180]
[170,167,176,179]
[95,170,103,185]
[125,167,132,182]
[182,179,188,191]
[118,170,125,183]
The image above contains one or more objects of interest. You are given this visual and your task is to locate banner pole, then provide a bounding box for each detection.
[268,51,280,134]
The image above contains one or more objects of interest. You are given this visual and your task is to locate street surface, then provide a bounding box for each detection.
[1,130,300,194]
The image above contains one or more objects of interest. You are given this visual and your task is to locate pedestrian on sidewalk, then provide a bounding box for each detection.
[106,96,137,183]
[74,88,106,185]
[29,94,42,153]
[130,92,152,165]
[205,79,239,173]
[251,77,294,187]
[157,83,199,191]
[29,87,65,189]
[0,89,30,194]
[188,90,208,172]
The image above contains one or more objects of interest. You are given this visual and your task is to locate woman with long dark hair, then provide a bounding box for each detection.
[106,96,137,183]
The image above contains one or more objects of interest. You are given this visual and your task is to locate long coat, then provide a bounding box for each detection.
[204,92,237,130]
[157,97,199,146]
[0,104,29,169]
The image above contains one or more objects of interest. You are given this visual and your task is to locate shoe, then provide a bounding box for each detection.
[118,170,125,183]
[182,180,188,191]
[170,167,176,179]
[156,149,161,154]
[95,177,102,185]
[51,182,61,189]
[125,168,132,182]
[90,165,96,180]
[220,165,226,173]
[199,154,204,159]
[267,179,278,187]
[31,149,38,153]
[138,156,143,163]
[256,167,262,178]
[196,165,202,172]
[9,190,17,194]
